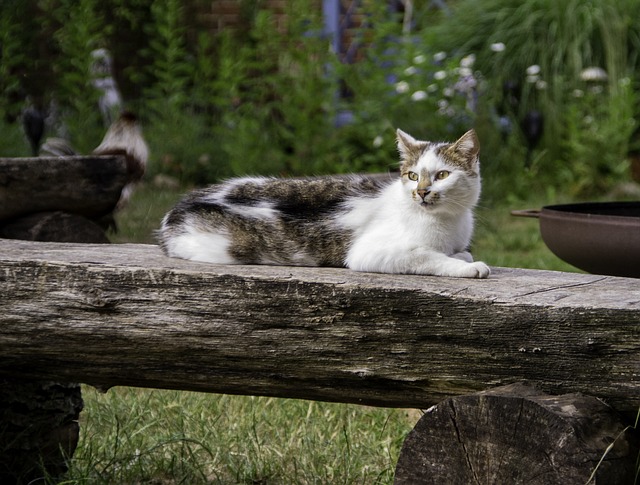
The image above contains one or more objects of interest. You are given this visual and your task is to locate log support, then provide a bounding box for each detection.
[0,379,83,484]
[395,383,639,484]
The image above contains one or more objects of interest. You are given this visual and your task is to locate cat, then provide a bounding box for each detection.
[158,129,490,278]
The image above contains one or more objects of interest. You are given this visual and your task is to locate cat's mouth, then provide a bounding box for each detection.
[417,194,440,207]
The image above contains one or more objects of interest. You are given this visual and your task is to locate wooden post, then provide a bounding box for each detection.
[395,383,639,484]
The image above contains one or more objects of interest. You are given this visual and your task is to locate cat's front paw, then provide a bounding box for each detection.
[431,259,491,278]
[464,261,491,279]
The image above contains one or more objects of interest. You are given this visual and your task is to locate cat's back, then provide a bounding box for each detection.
[224,173,389,201]
[169,174,392,220]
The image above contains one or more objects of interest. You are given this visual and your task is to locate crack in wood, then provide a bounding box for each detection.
[512,277,610,298]
[449,399,481,484]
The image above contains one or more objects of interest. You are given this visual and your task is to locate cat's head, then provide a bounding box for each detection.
[396,129,481,214]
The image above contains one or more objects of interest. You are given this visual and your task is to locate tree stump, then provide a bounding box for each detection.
[0,379,83,484]
[395,383,639,484]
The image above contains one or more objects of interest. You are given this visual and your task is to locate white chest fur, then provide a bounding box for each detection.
[339,181,475,274]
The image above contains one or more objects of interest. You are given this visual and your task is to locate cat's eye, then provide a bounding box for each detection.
[407,171,419,181]
[435,170,450,180]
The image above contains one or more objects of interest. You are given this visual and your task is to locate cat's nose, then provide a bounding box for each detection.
[417,188,431,200]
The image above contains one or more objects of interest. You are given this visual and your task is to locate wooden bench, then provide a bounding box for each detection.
[1,239,639,483]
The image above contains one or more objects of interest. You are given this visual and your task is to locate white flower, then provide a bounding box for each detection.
[404,66,418,76]
[460,54,476,68]
[439,106,455,117]
[526,64,541,76]
[427,83,438,93]
[455,76,477,93]
[434,70,447,80]
[443,87,454,97]
[372,135,384,148]
[490,42,506,52]
[458,67,473,78]
[437,99,449,109]
[526,75,539,84]
[535,80,547,90]
[572,89,584,98]
[433,51,447,62]
[395,81,410,93]
[413,54,427,64]
[411,90,428,101]
[580,66,608,82]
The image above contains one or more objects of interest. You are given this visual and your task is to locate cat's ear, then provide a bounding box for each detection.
[396,129,422,162]
[450,129,480,162]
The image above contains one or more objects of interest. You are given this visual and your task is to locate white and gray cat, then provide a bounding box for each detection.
[158,129,490,278]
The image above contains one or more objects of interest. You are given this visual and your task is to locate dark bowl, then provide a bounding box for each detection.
[514,202,640,278]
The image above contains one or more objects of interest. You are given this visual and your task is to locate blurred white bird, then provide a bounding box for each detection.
[91,48,123,126]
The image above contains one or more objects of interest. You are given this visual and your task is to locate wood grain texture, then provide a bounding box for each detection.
[0,239,638,414]
[0,156,127,220]
[394,383,639,484]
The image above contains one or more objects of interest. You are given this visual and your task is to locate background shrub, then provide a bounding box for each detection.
[1,0,639,197]
[429,0,640,196]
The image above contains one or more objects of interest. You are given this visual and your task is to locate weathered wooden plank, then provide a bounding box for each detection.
[0,239,638,414]
[0,156,127,220]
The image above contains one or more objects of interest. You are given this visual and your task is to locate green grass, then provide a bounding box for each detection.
[67,388,408,484]
[108,184,185,244]
[474,201,579,273]
[64,180,583,484]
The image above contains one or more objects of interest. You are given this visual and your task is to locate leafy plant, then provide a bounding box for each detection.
[39,0,108,151]
[560,78,637,195]
[0,1,28,122]
[208,3,341,177]
[143,0,191,114]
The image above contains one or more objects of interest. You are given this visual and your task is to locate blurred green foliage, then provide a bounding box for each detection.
[430,0,640,197]
[1,0,639,197]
